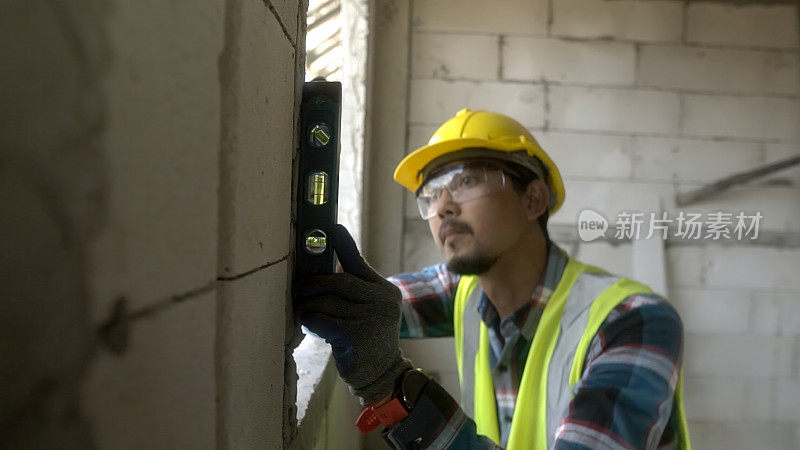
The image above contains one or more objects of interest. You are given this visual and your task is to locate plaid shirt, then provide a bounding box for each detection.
[386,243,683,449]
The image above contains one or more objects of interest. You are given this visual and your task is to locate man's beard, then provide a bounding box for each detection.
[446,252,499,275]
[439,217,499,274]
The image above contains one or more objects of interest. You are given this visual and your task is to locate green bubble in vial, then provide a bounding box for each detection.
[309,123,331,148]
[305,231,327,254]
[309,172,328,205]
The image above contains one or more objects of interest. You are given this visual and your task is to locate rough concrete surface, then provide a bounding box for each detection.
[89,0,224,318]
[0,0,106,446]
[83,292,216,449]
[217,261,289,449]
[218,0,296,278]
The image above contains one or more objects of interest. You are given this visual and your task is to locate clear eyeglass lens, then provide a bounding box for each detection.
[416,167,506,220]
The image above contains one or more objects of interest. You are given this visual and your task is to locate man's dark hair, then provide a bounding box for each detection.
[502,162,551,245]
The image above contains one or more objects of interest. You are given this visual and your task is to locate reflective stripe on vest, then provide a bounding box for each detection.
[453,257,691,450]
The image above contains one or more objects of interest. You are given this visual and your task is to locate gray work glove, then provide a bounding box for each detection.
[294,224,412,405]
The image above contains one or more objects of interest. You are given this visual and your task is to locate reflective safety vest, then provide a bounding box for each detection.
[454,257,691,450]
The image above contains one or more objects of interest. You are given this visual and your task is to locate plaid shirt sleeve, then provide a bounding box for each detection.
[387,263,462,338]
[381,293,684,450]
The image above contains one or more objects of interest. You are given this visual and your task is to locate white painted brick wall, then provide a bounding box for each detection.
[702,246,800,291]
[669,287,751,334]
[550,178,675,226]
[630,137,762,183]
[687,2,800,49]
[503,37,635,85]
[683,377,749,422]
[551,0,683,43]
[571,241,633,279]
[682,94,800,142]
[412,32,499,80]
[549,86,681,134]
[674,185,800,234]
[683,333,794,377]
[774,380,800,420]
[764,143,800,187]
[690,422,797,450]
[413,0,548,35]
[535,132,632,180]
[666,246,706,286]
[639,45,799,95]
[408,79,545,127]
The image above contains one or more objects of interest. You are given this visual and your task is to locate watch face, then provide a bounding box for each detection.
[401,370,429,409]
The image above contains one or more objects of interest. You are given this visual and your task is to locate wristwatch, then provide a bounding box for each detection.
[355,368,430,433]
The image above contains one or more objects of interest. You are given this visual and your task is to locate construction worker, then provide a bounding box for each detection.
[295,109,691,449]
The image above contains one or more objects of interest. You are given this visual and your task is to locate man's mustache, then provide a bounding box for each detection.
[439,218,473,242]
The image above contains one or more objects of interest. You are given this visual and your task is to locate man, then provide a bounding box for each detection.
[295,109,691,449]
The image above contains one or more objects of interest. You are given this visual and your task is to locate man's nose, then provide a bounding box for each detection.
[434,189,460,218]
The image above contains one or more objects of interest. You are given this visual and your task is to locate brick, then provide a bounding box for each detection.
[549,86,681,134]
[409,79,546,127]
[552,179,675,225]
[551,0,682,43]
[217,262,288,448]
[639,45,799,95]
[764,143,800,188]
[683,333,794,377]
[750,291,781,336]
[90,0,224,316]
[412,32,499,80]
[536,132,633,180]
[687,3,799,49]
[631,137,761,183]
[689,422,797,450]
[743,380,774,422]
[702,246,800,290]
[669,287,751,334]
[674,184,800,234]
[683,376,747,421]
[666,246,706,287]
[571,241,633,279]
[83,292,216,449]
[682,94,800,141]
[751,291,800,337]
[413,0,548,35]
[218,0,296,277]
[773,379,800,421]
[503,37,635,85]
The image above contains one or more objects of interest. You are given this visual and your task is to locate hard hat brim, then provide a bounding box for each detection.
[394,138,566,214]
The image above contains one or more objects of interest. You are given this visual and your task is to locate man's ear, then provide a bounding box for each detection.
[524,179,549,222]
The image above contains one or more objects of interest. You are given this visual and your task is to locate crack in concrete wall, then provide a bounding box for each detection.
[264,0,297,49]
[217,253,290,281]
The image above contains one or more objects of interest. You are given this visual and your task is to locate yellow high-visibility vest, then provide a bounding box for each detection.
[454,257,691,449]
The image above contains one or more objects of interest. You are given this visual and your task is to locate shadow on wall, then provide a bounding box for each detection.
[0,1,107,447]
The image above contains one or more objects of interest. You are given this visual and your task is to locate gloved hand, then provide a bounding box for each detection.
[294,224,412,405]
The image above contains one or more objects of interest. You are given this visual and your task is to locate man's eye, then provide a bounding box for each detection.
[459,176,476,187]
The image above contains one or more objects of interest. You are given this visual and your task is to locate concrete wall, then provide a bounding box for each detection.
[366,0,800,448]
[0,0,314,447]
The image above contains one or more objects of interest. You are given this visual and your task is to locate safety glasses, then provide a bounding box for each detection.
[415,163,508,220]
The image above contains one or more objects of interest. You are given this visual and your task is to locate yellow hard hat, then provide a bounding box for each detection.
[393,109,565,214]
